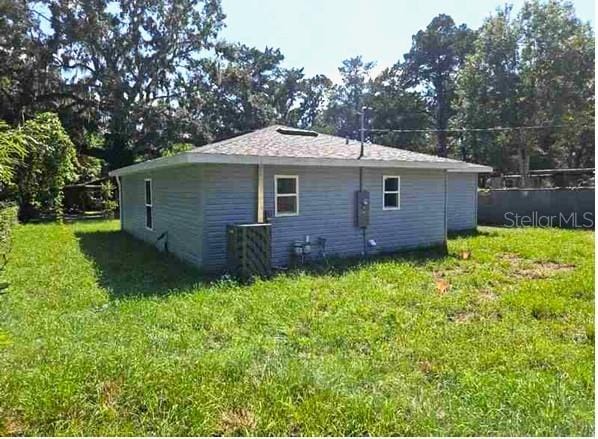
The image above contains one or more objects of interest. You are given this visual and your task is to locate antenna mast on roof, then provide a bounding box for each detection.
[358,106,371,159]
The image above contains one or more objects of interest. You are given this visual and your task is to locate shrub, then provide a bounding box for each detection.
[13,113,78,221]
[0,121,27,186]
[100,180,118,217]
[0,202,18,270]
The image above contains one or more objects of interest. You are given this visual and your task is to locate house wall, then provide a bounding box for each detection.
[447,173,478,232]
[199,164,257,272]
[119,164,453,272]
[120,165,203,266]
[198,164,447,270]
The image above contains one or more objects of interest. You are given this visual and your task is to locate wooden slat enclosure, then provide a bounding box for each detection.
[226,223,272,279]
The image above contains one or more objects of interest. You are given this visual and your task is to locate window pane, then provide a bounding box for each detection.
[384,193,398,208]
[145,180,152,205]
[146,206,153,229]
[384,177,398,192]
[276,195,297,214]
[277,177,296,195]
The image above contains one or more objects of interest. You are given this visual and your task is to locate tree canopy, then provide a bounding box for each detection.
[402,14,476,157]
[0,0,593,195]
[455,1,595,177]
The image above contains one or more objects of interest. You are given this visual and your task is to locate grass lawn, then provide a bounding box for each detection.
[0,220,594,436]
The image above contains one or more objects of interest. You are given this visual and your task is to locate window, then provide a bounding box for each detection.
[144,178,153,230]
[383,176,400,210]
[275,175,299,216]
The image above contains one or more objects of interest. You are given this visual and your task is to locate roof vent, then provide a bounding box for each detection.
[276,128,318,137]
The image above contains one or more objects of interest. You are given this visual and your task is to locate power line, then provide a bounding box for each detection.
[366,124,593,134]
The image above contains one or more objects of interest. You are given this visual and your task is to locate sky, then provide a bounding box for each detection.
[220,0,595,82]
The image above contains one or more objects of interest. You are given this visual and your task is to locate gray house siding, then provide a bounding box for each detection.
[447,173,477,231]
[263,166,362,267]
[120,165,203,266]
[364,168,446,255]
[200,164,257,272]
[196,165,447,269]
[119,164,452,272]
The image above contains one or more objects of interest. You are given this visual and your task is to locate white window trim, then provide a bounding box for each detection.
[144,178,153,230]
[382,175,401,210]
[274,175,299,217]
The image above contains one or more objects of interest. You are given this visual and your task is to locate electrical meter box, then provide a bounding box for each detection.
[356,190,370,228]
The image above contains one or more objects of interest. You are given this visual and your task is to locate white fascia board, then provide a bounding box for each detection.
[447,165,493,173]
[109,152,493,176]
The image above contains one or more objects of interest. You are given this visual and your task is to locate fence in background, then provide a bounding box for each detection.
[478,188,595,228]
[479,168,594,189]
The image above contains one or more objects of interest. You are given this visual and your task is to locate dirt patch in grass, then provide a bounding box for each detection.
[457,250,472,260]
[432,263,475,295]
[99,379,123,412]
[434,278,451,295]
[417,360,435,374]
[447,308,502,324]
[501,253,575,279]
[416,359,442,380]
[447,310,477,324]
[0,413,27,436]
[478,288,498,301]
[217,408,256,435]
[531,305,566,320]
[434,264,472,278]
[431,260,487,296]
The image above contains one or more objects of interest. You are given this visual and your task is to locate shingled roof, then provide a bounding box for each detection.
[110,125,492,177]
[192,125,463,164]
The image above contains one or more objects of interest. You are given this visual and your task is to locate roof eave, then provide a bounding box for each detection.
[108,152,492,177]
[447,165,493,173]
[108,153,193,177]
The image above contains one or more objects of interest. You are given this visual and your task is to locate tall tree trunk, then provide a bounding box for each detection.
[435,82,448,157]
[437,130,448,157]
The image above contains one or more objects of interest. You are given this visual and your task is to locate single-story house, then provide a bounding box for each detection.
[109,125,492,272]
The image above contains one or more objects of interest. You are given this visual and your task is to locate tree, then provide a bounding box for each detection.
[454,6,521,170]
[12,113,78,219]
[323,56,375,139]
[0,1,62,124]
[367,66,432,153]
[0,121,27,187]
[187,44,290,139]
[456,1,595,178]
[183,43,332,139]
[45,0,225,170]
[518,0,595,171]
[403,14,475,157]
[292,74,332,129]
[159,142,194,158]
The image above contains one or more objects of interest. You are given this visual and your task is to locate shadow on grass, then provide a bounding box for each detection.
[75,226,467,292]
[75,229,209,299]
[23,211,113,224]
[280,245,451,278]
[448,228,499,239]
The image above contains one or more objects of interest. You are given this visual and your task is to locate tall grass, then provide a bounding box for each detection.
[0,221,594,435]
